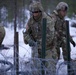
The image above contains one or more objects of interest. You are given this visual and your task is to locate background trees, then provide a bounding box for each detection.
[0,0,76,28]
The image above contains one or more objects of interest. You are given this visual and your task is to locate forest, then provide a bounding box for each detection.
[0,0,76,28]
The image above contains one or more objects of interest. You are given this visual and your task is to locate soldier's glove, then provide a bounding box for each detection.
[72,41,75,47]
[22,29,26,34]
[28,40,36,47]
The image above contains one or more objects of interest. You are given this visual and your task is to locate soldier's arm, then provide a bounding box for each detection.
[23,20,31,44]
[47,16,55,41]
[70,36,76,47]
[64,21,76,47]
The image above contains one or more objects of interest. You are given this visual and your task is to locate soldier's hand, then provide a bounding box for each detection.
[28,40,36,47]
[72,41,75,47]
[22,29,26,34]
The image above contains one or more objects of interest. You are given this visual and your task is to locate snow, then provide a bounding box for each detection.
[1,28,32,63]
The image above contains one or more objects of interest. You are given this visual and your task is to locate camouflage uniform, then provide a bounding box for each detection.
[23,1,58,75]
[55,12,75,61]
[50,2,75,61]
[0,23,5,46]
[49,2,76,75]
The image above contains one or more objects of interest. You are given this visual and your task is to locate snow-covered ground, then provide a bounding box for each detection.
[0,18,76,75]
[1,28,32,62]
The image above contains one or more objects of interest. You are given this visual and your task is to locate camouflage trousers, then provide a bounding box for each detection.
[45,47,58,75]
[56,37,71,61]
[31,43,58,75]
[56,38,76,74]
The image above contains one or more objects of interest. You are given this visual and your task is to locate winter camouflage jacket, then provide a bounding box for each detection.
[23,12,55,50]
[50,10,75,46]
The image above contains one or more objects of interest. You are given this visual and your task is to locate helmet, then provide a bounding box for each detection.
[29,1,43,12]
[56,2,68,11]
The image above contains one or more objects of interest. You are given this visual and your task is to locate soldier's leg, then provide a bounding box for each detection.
[62,39,71,61]
[45,48,58,75]
[62,41,75,75]
[38,49,42,58]
[56,44,60,60]
[55,38,61,60]
[62,41,68,61]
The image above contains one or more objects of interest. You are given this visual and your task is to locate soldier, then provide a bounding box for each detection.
[54,2,75,61]
[23,1,58,75]
[0,23,5,48]
[50,2,75,63]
